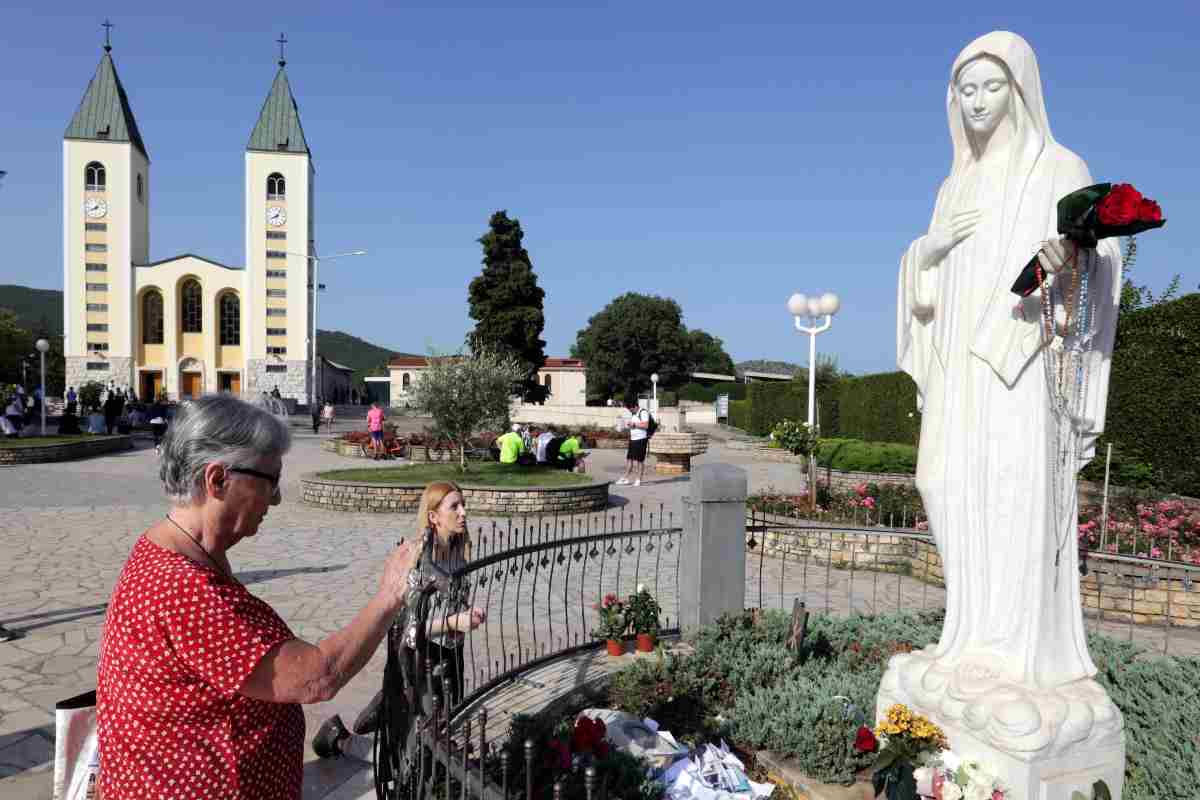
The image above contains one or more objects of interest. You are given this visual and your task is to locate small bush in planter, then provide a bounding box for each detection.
[625,585,661,637]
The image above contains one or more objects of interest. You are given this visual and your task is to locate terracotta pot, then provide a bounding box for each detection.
[636,633,656,653]
[606,639,624,657]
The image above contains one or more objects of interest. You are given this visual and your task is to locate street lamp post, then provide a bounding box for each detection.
[650,372,659,415]
[287,250,366,409]
[36,339,49,436]
[787,292,841,504]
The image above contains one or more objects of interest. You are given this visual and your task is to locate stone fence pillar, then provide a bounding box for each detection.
[680,463,747,630]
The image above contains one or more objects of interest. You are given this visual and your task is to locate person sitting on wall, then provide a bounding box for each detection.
[555,433,588,473]
[535,429,555,463]
[495,424,526,465]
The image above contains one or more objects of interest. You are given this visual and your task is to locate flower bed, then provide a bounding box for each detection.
[594,610,1196,800]
[1078,496,1200,564]
[750,482,929,529]
[0,434,133,464]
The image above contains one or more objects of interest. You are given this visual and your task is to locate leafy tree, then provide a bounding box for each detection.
[78,381,105,413]
[467,211,547,401]
[571,293,693,404]
[410,348,524,472]
[687,329,736,376]
[0,309,33,387]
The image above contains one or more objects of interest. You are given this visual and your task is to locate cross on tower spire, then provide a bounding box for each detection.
[277,33,287,67]
[102,19,114,52]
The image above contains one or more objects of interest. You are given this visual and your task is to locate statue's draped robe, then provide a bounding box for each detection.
[896,32,1121,690]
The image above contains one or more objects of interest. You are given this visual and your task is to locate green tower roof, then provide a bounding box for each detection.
[64,51,148,159]
[247,65,310,155]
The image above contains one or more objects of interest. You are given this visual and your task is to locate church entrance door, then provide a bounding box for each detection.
[140,371,163,402]
[181,372,202,399]
[218,373,241,394]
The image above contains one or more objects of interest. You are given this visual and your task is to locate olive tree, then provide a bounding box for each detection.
[411,349,524,471]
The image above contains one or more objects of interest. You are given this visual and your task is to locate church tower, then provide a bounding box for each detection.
[244,46,314,400]
[63,32,149,392]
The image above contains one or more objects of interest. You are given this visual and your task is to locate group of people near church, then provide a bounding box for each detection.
[492,424,589,472]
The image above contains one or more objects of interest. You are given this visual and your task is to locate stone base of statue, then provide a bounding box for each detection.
[878,647,1125,799]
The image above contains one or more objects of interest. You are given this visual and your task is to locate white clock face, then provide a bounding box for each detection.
[85,198,108,219]
[267,206,287,227]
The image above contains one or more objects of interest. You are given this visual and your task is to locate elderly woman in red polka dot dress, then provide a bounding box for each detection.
[97,394,421,799]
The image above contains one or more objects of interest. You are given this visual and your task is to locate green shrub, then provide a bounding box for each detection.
[657,390,678,408]
[728,399,751,431]
[831,372,921,446]
[678,382,716,403]
[815,438,918,474]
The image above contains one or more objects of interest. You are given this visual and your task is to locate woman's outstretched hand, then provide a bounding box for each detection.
[450,607,487,632]
[923,209,982,269]
[379,537,423,611]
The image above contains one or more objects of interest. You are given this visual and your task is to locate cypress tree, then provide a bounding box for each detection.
[467,211,548,401]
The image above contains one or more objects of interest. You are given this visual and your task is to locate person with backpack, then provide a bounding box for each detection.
[616,399,654,486]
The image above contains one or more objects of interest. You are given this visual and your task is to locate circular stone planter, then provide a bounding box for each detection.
[0,435,134,465]
[301,473,611,515]
[647,431,709,474]
[322,438,406,459]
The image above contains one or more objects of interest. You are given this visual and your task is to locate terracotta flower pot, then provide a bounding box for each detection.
[606,639,624,657]
[636,633,656,653]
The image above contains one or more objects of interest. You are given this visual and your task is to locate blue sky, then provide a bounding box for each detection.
[2,2,1196,374]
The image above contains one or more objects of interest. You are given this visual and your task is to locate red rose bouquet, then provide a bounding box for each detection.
[1011,182,1166,296]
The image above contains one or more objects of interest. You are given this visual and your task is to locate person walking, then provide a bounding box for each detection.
[66,386,77,407]
[322,400,335,433]
[310,400,321,435]
[366,401,386,459]
[616,400,650,486]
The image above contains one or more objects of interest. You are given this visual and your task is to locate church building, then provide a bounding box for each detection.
[62,39,316,401]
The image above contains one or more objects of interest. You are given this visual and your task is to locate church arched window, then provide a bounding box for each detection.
[267,173,286,199]
[137,173,144,202]
[220,293,241,346]
[142,290,164,344]
[543,373,552,393]
[402,373,411,391]
[181,280,203,333]
[85,162,106,191]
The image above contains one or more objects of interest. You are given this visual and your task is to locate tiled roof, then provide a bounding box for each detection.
[542,358,585,369]
[247,66,310,155]
[64,52,148,158]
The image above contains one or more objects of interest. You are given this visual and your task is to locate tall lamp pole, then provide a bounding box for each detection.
[288,250,366,408]
[650,372,659,415]
[36,339,49,436]
[787,292,841,503]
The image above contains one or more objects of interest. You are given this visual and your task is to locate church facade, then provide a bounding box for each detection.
[62,45,316,401]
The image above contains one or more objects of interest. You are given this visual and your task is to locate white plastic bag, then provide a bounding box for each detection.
[52,690,100,800]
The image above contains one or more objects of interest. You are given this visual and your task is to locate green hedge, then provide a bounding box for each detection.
[728,399,751,431]
[832,372,921,446]
[1081,294,1199,497]
[747,382,806,436]
[815,437,918,474]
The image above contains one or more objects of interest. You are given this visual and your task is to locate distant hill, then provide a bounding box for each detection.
[0,285,63,335]
[317,329,420,383]
[0,284,413,384]
[736,359,802,377]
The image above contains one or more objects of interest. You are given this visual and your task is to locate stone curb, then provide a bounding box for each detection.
[0,435,134,465]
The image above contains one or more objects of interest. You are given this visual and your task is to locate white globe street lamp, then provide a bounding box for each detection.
[788,291,841,501]
[650,372,659,414]
[35,338,49,436]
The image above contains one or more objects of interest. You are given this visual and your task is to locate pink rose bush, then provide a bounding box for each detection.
[1077,497,1200,564]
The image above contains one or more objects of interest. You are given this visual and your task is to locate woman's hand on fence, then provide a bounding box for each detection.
[379,537,422,611]
[450,607,487,632]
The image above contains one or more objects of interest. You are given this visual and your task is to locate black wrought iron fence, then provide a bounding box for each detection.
[376,505,685,799]
[745,508,1200,657]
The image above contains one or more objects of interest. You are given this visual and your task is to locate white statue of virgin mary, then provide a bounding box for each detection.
[882,31,1126,793]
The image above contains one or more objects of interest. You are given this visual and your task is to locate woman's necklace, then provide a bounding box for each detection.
[164,515,232,582]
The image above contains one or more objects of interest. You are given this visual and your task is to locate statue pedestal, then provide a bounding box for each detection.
[878,647,1125,799]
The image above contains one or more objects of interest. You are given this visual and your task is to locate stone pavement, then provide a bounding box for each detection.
[1,428,1196,798]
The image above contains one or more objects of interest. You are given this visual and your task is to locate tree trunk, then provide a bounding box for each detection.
[460,440,468,472]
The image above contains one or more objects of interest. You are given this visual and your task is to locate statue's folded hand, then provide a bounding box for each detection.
[922,209,981,269]
[1036,235,1077,276]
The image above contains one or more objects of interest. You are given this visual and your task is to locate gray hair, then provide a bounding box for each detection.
[159,394,292,504]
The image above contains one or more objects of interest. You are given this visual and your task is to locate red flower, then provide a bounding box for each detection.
[595,740,610,759]
[1096,183,1143,226]
[546,738,571,770]
[1137,198,1163,223]
[572,716,606,753]
[854,725,877,753]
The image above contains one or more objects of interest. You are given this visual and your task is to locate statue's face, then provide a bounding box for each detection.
[956,56,1011,137]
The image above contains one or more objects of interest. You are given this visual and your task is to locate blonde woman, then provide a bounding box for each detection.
[313,481,486,759]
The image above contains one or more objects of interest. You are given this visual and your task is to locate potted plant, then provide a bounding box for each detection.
[625,584,661,652]
[591,593,626,656]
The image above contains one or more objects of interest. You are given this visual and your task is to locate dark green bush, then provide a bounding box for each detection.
[728,399,751,431]
[657,390,678,408]
[1081,294,1200,497]
[831,372,921,446]
[678,382,716,403]
[815,438,918,474]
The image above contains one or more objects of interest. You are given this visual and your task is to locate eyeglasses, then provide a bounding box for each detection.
[228,466,282,492]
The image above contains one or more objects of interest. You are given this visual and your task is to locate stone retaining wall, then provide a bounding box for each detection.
[0,435,134,465]
[302,474,611,515]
